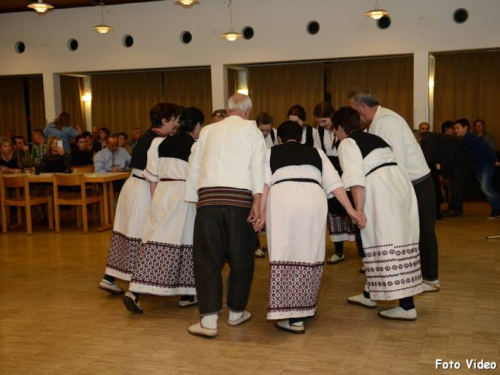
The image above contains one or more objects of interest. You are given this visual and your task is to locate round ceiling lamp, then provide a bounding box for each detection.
[93,1,114,34]
[175,0,199,8]
[27,0,54,14]
[365,0,390,20]
[221,0,242,42]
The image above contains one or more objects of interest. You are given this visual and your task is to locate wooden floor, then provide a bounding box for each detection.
[0,202,499,374]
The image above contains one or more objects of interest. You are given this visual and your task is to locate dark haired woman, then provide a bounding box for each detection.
[333,106,423,321]
[314,101,361,265]
[123,107,204,313]
[71,135,94,166]
[257,120,364,334]
[99,103,181,295]
[287,104,321,148]
[43,112,81,153]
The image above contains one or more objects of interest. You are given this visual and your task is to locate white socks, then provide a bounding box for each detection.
[201,314,218,329]
[229,310,244,322]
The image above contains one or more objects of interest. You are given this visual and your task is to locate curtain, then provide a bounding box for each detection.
[92,71,163,134]
[434,51,500,146]
[328,56,414,127]
[60,75,85,130]
[248,63,324,126]
[28,76,46,131]
[0,77,27,138]
[227,68,238,100]
[162,68,212,121]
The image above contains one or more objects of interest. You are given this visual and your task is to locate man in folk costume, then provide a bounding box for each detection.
[313,102,362,265]
[99,103,181,294]
[122,108,204,313]
[257,121,364,334]
[185,94,265,338]
[349,88,440,293]
[334,107,423,320]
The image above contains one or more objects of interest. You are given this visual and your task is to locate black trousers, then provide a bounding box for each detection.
[413,175,439,281]
[193,205,256,315]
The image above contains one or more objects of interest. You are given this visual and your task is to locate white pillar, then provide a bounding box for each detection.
[210,63,226,111]
[83,77,92,131]
[42,72,62,124]
[413,52,429,129]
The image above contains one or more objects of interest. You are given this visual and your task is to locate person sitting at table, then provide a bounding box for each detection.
[93,134,131,173]
[0,137,21,174]
[118,132,133,155]
[12,135,32,169]
[98,127,111,149]
[71,135,94,167]
[41,136,72,173]
[31,129,47,163]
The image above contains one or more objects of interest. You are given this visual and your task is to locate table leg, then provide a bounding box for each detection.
[97,182,111,232]
[108,182,115,223]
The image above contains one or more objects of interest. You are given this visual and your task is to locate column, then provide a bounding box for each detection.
[413,52,430,130]
[42,72,62,124]
[210,63,226,111]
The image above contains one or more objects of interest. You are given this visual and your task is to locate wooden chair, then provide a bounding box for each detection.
[71,165,95,174]
[1,174,54,235]
[71,165,100,222]
[53,173,103,234]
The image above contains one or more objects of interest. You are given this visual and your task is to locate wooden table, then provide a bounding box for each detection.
[2,172,130,232]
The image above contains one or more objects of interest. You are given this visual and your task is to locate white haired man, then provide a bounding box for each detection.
[185,94,266,338]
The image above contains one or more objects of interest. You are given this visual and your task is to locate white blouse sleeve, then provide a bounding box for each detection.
[142,137,163,183]
[338,138,365,189]
[318,149,344,198]
[264,148,272,187]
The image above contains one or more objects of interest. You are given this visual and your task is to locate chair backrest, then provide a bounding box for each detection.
[1,174,30,202]
[54,173,85,187]
[72,165,94,174]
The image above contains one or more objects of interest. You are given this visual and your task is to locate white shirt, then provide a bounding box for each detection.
[367,106,430,181]
[320,128,339,157]
[264,128,278,149]
[185,115,266,202]
[300,125,321,149]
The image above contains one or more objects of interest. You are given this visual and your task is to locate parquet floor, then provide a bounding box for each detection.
[0,202,499,374]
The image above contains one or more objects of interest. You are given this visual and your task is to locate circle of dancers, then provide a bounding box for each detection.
[98,88,440,337]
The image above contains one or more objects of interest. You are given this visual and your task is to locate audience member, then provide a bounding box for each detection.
[72,134,94,167]
[441,121,454,135]
[118,132,133,155]
[454,119,500,218]
[98,127,111,149]
[473,119,496,152]
[41,136,71,173]
[43,112,81,153]
[287,104,320,148]
[129,127,141,149]
[418,122,430,132]
[94,134,131,173]
[31,129,47,162]
[211,109,227,123]
[12,135,32,168]
[0,137,20,173]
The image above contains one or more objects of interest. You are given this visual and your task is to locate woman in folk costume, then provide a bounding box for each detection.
[99,103,181,295]
[333,107,423,321]
[313,102,362,265]
[122,107,204,313]
[257,121,365,334]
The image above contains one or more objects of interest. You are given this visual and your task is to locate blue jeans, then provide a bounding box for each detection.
[476,165,500,211]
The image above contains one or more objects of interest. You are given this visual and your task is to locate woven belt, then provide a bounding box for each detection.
[159,178,186,182]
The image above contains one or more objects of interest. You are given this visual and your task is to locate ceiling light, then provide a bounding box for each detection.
[365,0,390,20]
[175,0,199,8]
[27,0,54,13]
[93,1,114,34]
[221,0,242,42]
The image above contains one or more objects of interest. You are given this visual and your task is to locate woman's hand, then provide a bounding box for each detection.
[253,210,266,232]
[57,147,65,156]
[347,208,367,229]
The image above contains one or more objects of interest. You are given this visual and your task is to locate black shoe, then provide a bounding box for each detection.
[487,209,500,219]
[123,292,143,313]
[442,209,462,217]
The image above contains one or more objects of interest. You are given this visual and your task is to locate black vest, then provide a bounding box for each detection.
[270,142,322,174]
[129,128,162,170]
[269,128,276,144]
[303,125,314,147]
[349,130,391,158]
[157,132,195,162]
[318,126,342,174]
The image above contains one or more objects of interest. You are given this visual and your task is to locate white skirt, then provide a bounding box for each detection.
[361,166,423,301]
[266,181,327,320]
[129,180,196,296]
[105,171,151,281]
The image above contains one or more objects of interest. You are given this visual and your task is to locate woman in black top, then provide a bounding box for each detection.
[72,135,94,167]
[0,137,20,173]
[41,136,72,173]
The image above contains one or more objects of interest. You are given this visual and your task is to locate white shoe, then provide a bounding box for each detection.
[275,320,305,334]
[347,293,377,308]
[179,295,198,307]
[327,253,345,265]
[122,291,143,313]
[227,310,252,326]
[188,322,217,338]
[99,279,124,295]
[378,306,417,321]
[254,248,265,258]
[422,280,440,293]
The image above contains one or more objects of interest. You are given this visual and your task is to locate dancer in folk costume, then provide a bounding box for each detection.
[122,108,204,313]
[313,102,361,265]
[99,103,181,294]
[257,121,364,334]
[333,107,423,321]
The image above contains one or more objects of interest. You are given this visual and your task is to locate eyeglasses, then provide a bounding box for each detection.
[214,113,226,117]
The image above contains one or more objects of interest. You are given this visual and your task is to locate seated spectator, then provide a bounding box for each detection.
[418,122,430,132]
[98,127,111,149]
[129,127,141,149]
[12,135,32,168]
[441,120,454,135]
[454,119,500,218]
[72,134,94,166]
[0,137,20,173]
[93,134,131,173]
[41,136,72,173]
[211,109,227,123]
[82,130,101,154]
[473,119,496,152]
[31,129,47,162]
[118,132,132,155]
[43,112,81,153]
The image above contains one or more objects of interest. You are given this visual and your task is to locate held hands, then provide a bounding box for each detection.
[247,202,261,232]
[253,210,266,232]
[348,208,367,229]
